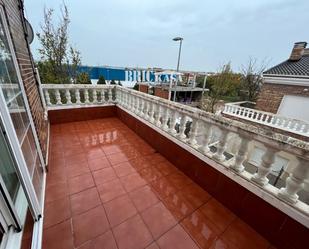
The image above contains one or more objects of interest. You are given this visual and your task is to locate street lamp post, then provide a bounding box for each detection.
[172,37,183,101]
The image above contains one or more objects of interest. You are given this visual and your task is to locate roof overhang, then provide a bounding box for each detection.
[263,75,309,87]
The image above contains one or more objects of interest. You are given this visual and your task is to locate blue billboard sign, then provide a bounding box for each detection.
[78,66,179,82]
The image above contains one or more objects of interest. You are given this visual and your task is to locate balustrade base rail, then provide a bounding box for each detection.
[42,84,309,228]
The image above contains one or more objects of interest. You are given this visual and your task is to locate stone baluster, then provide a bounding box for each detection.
[93,89,98,103]
[168,110,178,135]
[65,89,72,105]
[84,89,90,104]
[251,148,276,186]
[144,100,150,120]
[200,124,213,154]
[161,106,169,131]
[135,96,140,114]
[55,89,62,105]
[278,158,309,204]
[188,118,199,147]
[44,90,51,106]
[102,89,107,103]
[212,129,229,162]
[108,88,113,102]
[139,98,145,117]
[178,113,187,141]
[75,89,81,104]
[155,104,162,127]
[149,102,156,123]
[230,135,250,172]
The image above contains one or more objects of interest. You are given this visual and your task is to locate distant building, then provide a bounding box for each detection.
[256,41,309,121]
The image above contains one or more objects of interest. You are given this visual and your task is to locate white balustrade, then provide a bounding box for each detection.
[41,84,309,222]
[223,102,309,137]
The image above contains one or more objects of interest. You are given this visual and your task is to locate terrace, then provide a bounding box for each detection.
[41,84,309,249]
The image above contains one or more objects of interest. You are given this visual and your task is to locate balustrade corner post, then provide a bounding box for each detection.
[212,129,229,162]
[230,135,250,173]
[188,118,199,148]
[178,114,187,141]
[278,158,309,204]
[44,89,51,106]
[200,124,213,155]
[251,148,276,186]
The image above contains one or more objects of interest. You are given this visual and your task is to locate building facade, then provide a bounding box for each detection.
[0,0,48,248]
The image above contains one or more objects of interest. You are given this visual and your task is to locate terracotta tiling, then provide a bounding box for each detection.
[43,118,274,249]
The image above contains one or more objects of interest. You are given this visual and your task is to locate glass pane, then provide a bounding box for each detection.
[8,93,29,142]
[21,128,36,178]
[0,125,20,201]
[32,157,43,205]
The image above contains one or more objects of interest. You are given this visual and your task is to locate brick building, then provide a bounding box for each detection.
[256,42,309,121]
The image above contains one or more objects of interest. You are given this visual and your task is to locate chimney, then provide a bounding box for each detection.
[303,48,309,56]
[289,42,307,61]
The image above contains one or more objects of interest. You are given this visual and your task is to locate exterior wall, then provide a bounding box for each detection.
[116,106,308,249]
[256,82,309,113]
[154,87,169,99]
[138,84,149,93]
[1,0,48,159]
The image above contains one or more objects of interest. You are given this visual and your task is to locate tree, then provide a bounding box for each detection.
[207,63,241,113]
[133,83,139,90]
[36,4,81,84]
[110,79,116,85]
[76,72,91,84]
[240,58,267,102]
[97,75,106,84]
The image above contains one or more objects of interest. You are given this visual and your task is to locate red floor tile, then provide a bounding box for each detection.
[45,181,68,203]
[102,144,122,155]
[128,157,152,171]
[209,238,240,249]
[155,161,178,176]
[77,230,118,249]
[46,167,67,186]
[113,214,153,249]
[139,167,163,183]
[181,209,221,249]
[157,224,199,249]
[65,153,87,166]
[166,172,193,190]
[43,220,74,249]
[68,173,95,195]
[97,178,126,203]
[92,167,117,185]
[145,242,160,249]
[88,157,111,171]
[113,161,137,177]
[104,195,137,227]
[120,173,147,192]
[141,202,177,239]
[129,185,159,212]
[85,147,105,160]
[70,187,101,216]
[72,206,109,247]
[181,183,212,209]
[200,198,236,233]
[150,177,177,199]
[221,219,270,249]
[107,152,130,165]
[66,162,90,179]
[44,197,71,229]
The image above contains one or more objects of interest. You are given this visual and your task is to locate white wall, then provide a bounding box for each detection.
[277,95,309,122]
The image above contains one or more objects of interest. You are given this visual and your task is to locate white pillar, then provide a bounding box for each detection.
[161,106,169,131]
[200,124,213,154]
[84,89,90,104]
[75,89,81,104]
[168,110,178,135]
[149,102,155,123]
[251,148,276,186]
[44,90,51,106]
[278,158,309,204]
[188,118,199,147]
[155,104,162,127]
[55,89,62,105]
[65,89,72,105]
[108,88,113,102]
[178,114,187,141]
[230,135,250,172]
[93,89,98,103]
[212,129,229,162]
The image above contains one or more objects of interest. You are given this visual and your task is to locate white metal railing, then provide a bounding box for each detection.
[41,84,309,227]
[223,102,309,137]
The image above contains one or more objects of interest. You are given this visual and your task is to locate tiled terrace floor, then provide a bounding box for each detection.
[43,118,274,249]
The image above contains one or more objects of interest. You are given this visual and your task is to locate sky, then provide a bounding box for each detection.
[24,0,309,73]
